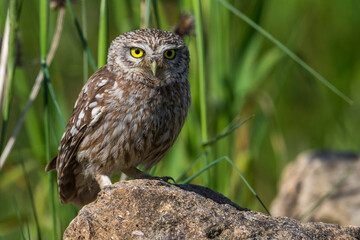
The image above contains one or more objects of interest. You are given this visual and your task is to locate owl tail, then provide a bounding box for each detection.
[59,174,100,206]
[74,181,99,206]
[45,156,57,172]
[46,155,101,206]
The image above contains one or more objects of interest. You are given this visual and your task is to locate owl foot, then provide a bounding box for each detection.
[95,174,112,189]
[122,167,175,183]
[153,176,176,183]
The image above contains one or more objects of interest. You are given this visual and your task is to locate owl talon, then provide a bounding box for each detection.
[155,176,176,183]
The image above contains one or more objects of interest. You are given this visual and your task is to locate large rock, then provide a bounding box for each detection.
[64,179,359,239]
[271,151,360,226]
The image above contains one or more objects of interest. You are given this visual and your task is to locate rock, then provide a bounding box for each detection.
[271,150,360,226]
[64,179,360,239]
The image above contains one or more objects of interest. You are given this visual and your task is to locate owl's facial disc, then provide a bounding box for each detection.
[107,29,189,85]
[127,44,179,78]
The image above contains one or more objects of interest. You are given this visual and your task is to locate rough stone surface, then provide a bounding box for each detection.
[64,179,360,239]
[271,151,360,226]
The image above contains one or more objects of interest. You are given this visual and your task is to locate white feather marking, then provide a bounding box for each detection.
[70,126,78,136]
[79,109,85,119]
[89,102,98,108]
[118,134,125,146]
[110,146,118,159]
[77,150,88,160]
[115,90,123,99]
[125,142,130,151]
[132,123,138,133]
[127,96,135,105]
[115,56,122,66]
[95,94,102,99]
[113,123,125,136]
[150,89,156,97]
[61,131,66,140]
[124,113,133,122]
[76,119,81,127]
[91,106,101,117]
[98,80,108,87]
[74,99,78,109]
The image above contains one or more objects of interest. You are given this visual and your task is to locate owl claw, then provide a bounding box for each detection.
[155,176,176,183]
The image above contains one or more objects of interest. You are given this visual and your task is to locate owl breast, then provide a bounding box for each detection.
[78,78,190,177]
[140,81,191,169]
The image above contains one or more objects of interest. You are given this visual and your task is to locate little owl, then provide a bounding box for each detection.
[45,29,191,206]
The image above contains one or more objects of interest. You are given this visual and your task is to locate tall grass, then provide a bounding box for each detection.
[0,0,18,151]
[39,0,57,239]
[81,0,88,84]
[97,0,108,67]
[0,0,359,239]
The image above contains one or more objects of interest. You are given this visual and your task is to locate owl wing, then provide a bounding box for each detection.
[50,66,116,204]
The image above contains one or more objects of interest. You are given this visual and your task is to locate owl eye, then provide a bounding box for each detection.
[130,48,144,58]
[164,49,176,59]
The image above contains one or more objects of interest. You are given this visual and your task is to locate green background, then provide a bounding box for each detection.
[0,0,359,239]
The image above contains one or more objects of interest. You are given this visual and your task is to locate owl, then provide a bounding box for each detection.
[45,29,191,206]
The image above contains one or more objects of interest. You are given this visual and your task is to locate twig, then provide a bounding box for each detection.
[0,8,65,169]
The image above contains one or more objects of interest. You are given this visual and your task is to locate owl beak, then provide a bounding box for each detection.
[151,60,157,76]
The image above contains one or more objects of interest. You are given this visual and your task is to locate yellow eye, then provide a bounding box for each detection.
[164,49,176,59]
[130,48,144,58]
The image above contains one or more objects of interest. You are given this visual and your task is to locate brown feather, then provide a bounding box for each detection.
[45,156,57,172]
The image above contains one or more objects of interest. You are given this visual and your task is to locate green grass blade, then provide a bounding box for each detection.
[39,0,47,62]
[66,0,97,71]
[192,0,211,184]
[40,0,57,238]
[21,160,42,240]
[224,156,270,215]
[0,11,10,152]
[81,0,88,83]
[13,196,26,240]
[4,0,18,115]
[1,0,19,151]
[0,11,9,113]
[98,0,108,67]
[192,0,208,143]
[202,115,254,147]
[0,7,65,170]
[47,81,65,129]
[151,0,160,29]
[141,0,151,29]
[180,155,270,215]
[42,62,57,240]
[180,155,221,184]
[176,151,207,182]
[218,0,353,105]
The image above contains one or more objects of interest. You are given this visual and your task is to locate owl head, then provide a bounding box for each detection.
[107,29,190,86]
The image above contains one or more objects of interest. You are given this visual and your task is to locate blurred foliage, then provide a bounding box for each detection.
[0,0,359,239]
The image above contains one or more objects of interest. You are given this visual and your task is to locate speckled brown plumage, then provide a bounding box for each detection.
[45,29,191,206]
